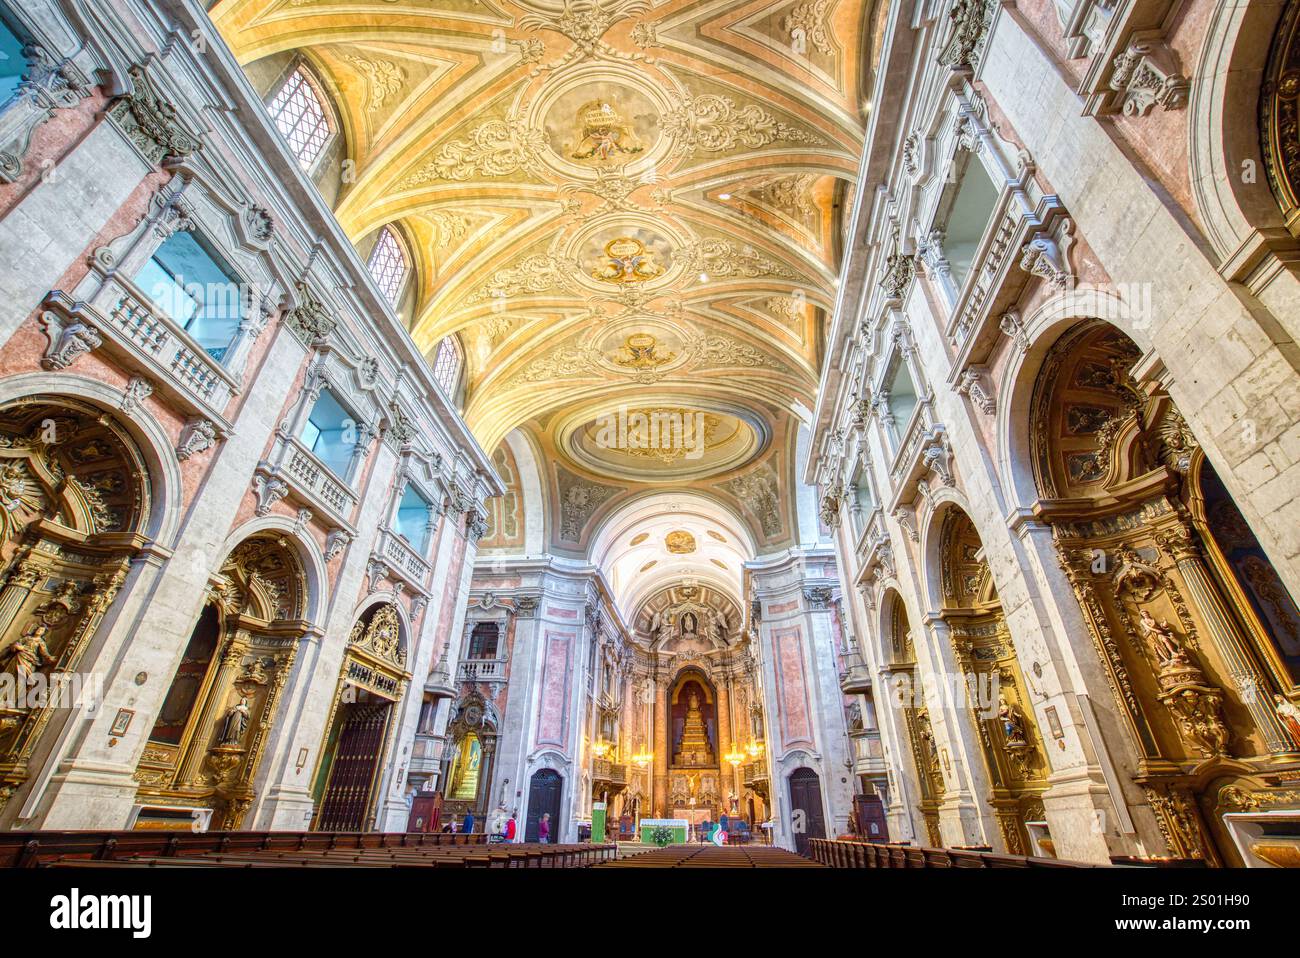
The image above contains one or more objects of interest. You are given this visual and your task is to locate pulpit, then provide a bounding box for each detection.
[407,791,443,833]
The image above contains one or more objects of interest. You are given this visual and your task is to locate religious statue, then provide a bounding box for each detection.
[1138,609,1187,667]
[710,608,728,646]
[680,611,698,638]
[1275,695,1300,750]
[997,693,1029,747]
[0,621,55,684]
[216,696,251,747]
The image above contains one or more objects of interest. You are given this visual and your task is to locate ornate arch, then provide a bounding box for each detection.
[933,504,1048,856]
[1192,0,1300,265]
[134,532,313,829]
[1026,317,1300,865]
[0,394,156,816]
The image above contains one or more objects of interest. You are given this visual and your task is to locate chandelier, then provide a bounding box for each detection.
[631,748,653,768]
[724,749,745,767]
[745,740,765,759]
[591,739,611,758]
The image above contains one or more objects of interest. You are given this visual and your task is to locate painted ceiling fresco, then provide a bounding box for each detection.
[214,0,879,551]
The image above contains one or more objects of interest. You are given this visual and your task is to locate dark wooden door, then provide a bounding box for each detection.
[855,794,889,842]
[787,767,826,856]
[317,702,390,831]
[524,769,562,842]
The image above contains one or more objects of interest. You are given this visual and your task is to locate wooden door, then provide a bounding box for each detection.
[524,769,562,842]
[787,767,826,856]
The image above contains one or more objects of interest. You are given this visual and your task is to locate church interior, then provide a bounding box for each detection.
[2,0,1300,901]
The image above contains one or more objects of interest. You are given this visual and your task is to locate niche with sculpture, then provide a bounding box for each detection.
[885,592,944,847]
[1032,320,1300,864]
[133,534,309,829]
[938,507,1048,855]
[0,399,147,819]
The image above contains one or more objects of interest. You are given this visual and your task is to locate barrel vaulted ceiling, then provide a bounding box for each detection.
[213,0,878,547]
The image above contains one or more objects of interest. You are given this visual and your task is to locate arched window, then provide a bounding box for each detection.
[431,336,462,398]
[267,66,333,169]
[367,226,409,305]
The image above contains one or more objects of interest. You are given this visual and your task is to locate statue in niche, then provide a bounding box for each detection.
[680,611,698,638]
[216,696,251,747]
[0,622,55,685]
[1138,609,1188,668]
[997,693,1029,747]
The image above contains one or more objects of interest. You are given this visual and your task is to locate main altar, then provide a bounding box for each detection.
[666,678,723,819]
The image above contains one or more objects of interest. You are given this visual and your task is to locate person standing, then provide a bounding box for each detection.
[538,812,551,844]
[462,810,475,834]
[505,813,517,842]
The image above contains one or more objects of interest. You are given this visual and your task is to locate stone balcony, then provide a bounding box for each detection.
[377,527,431,589]
[43,283,238,432]
[457,657,506,684]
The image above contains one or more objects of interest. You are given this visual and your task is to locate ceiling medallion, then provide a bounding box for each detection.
[571,100,644,164]
[665,530,697,554]
[592,237,666,284]
[629,532,649,546]
[612,332,674,370]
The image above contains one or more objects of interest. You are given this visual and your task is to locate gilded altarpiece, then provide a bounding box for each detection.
[0,400,145,816]
[888,596,944,846]
[939,510,1048,856]
[1033,322,1300,865]
[134,535,308,829]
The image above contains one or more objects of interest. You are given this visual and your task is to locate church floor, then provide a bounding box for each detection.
[598,845,824,867]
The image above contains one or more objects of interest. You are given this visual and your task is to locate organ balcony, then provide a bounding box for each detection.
[591,758,628,793]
